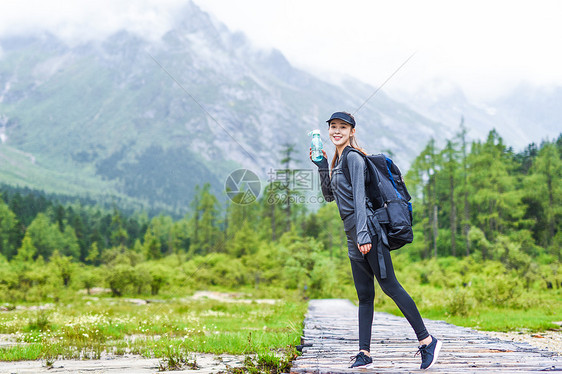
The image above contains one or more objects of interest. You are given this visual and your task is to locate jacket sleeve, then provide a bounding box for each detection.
[315,158,335,202]
[347,151,371,246]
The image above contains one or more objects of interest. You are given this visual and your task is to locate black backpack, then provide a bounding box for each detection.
[341,146,414,250]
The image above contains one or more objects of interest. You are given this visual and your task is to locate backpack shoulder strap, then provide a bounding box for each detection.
[340,146,364,184]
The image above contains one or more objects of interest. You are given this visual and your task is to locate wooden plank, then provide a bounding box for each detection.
[291,299,562,373]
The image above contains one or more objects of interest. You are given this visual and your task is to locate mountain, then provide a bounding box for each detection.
[0,1,449,212]
[2,1,557,214]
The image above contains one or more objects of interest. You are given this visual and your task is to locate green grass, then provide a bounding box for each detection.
[373,284,562,332]
[0,296,307,361]
[0,143,185,213]
[0,144,122,198]
[421,306,561,332]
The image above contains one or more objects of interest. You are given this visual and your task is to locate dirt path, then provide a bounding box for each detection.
[478,329,562,356]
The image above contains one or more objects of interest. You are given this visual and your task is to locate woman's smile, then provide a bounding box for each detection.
[328,119,354,152]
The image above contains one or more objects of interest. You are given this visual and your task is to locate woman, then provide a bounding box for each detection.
[309,111,442,370]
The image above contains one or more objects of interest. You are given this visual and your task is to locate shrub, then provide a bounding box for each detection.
[105,264,136,297]
[446,287,475,317]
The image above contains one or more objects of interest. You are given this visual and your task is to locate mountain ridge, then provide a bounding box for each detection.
[0,1,559,213]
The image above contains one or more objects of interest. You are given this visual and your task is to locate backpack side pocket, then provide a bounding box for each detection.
[385,199,414,250]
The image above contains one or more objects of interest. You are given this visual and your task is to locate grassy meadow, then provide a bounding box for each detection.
[0,290,306,368]
[0,252,560,364]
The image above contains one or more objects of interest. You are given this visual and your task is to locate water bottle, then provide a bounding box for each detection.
[308,129,323,162]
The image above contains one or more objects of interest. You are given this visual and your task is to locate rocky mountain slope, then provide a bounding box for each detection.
[0,1,558,212]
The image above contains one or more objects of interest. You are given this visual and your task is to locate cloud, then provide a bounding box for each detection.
[1,0,561,101]
[195,0,562,101]
[0,0,185,43]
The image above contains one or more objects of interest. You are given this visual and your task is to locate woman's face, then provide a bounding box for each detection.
[328,119,355,147]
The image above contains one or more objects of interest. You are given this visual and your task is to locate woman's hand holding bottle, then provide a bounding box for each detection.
[309,147,328,168]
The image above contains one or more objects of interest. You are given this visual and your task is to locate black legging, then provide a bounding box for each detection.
[346,228,429,352]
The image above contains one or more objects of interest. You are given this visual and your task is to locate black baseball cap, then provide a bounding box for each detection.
[326,112,356,127]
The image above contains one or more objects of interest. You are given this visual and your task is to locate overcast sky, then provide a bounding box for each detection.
[1,0,561,102]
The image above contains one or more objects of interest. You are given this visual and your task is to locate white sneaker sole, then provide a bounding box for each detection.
[353,363,375,369]
[425,340,442,370]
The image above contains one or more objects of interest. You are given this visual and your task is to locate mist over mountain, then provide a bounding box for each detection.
[399,80,561,150]
[492,84,562,146]
[0,1,559,213]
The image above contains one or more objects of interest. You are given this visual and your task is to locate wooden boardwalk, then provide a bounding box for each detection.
[291,299,562,373]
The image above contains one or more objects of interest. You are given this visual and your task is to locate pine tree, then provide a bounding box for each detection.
[525,142,562,253]
[441,138,460,256]
[0,198,18,259]
[169,218,190,254]
[109,208,129,248]
[188,183,221,255]
[260,182,287,242]
[280,143,300,233]
[468,130,525,251]
[412,139,440,257]
[457,119,471,256]
[142,227,161,260]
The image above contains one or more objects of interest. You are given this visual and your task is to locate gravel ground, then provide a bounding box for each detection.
[0,353,246,374]
[478,329,562,355]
